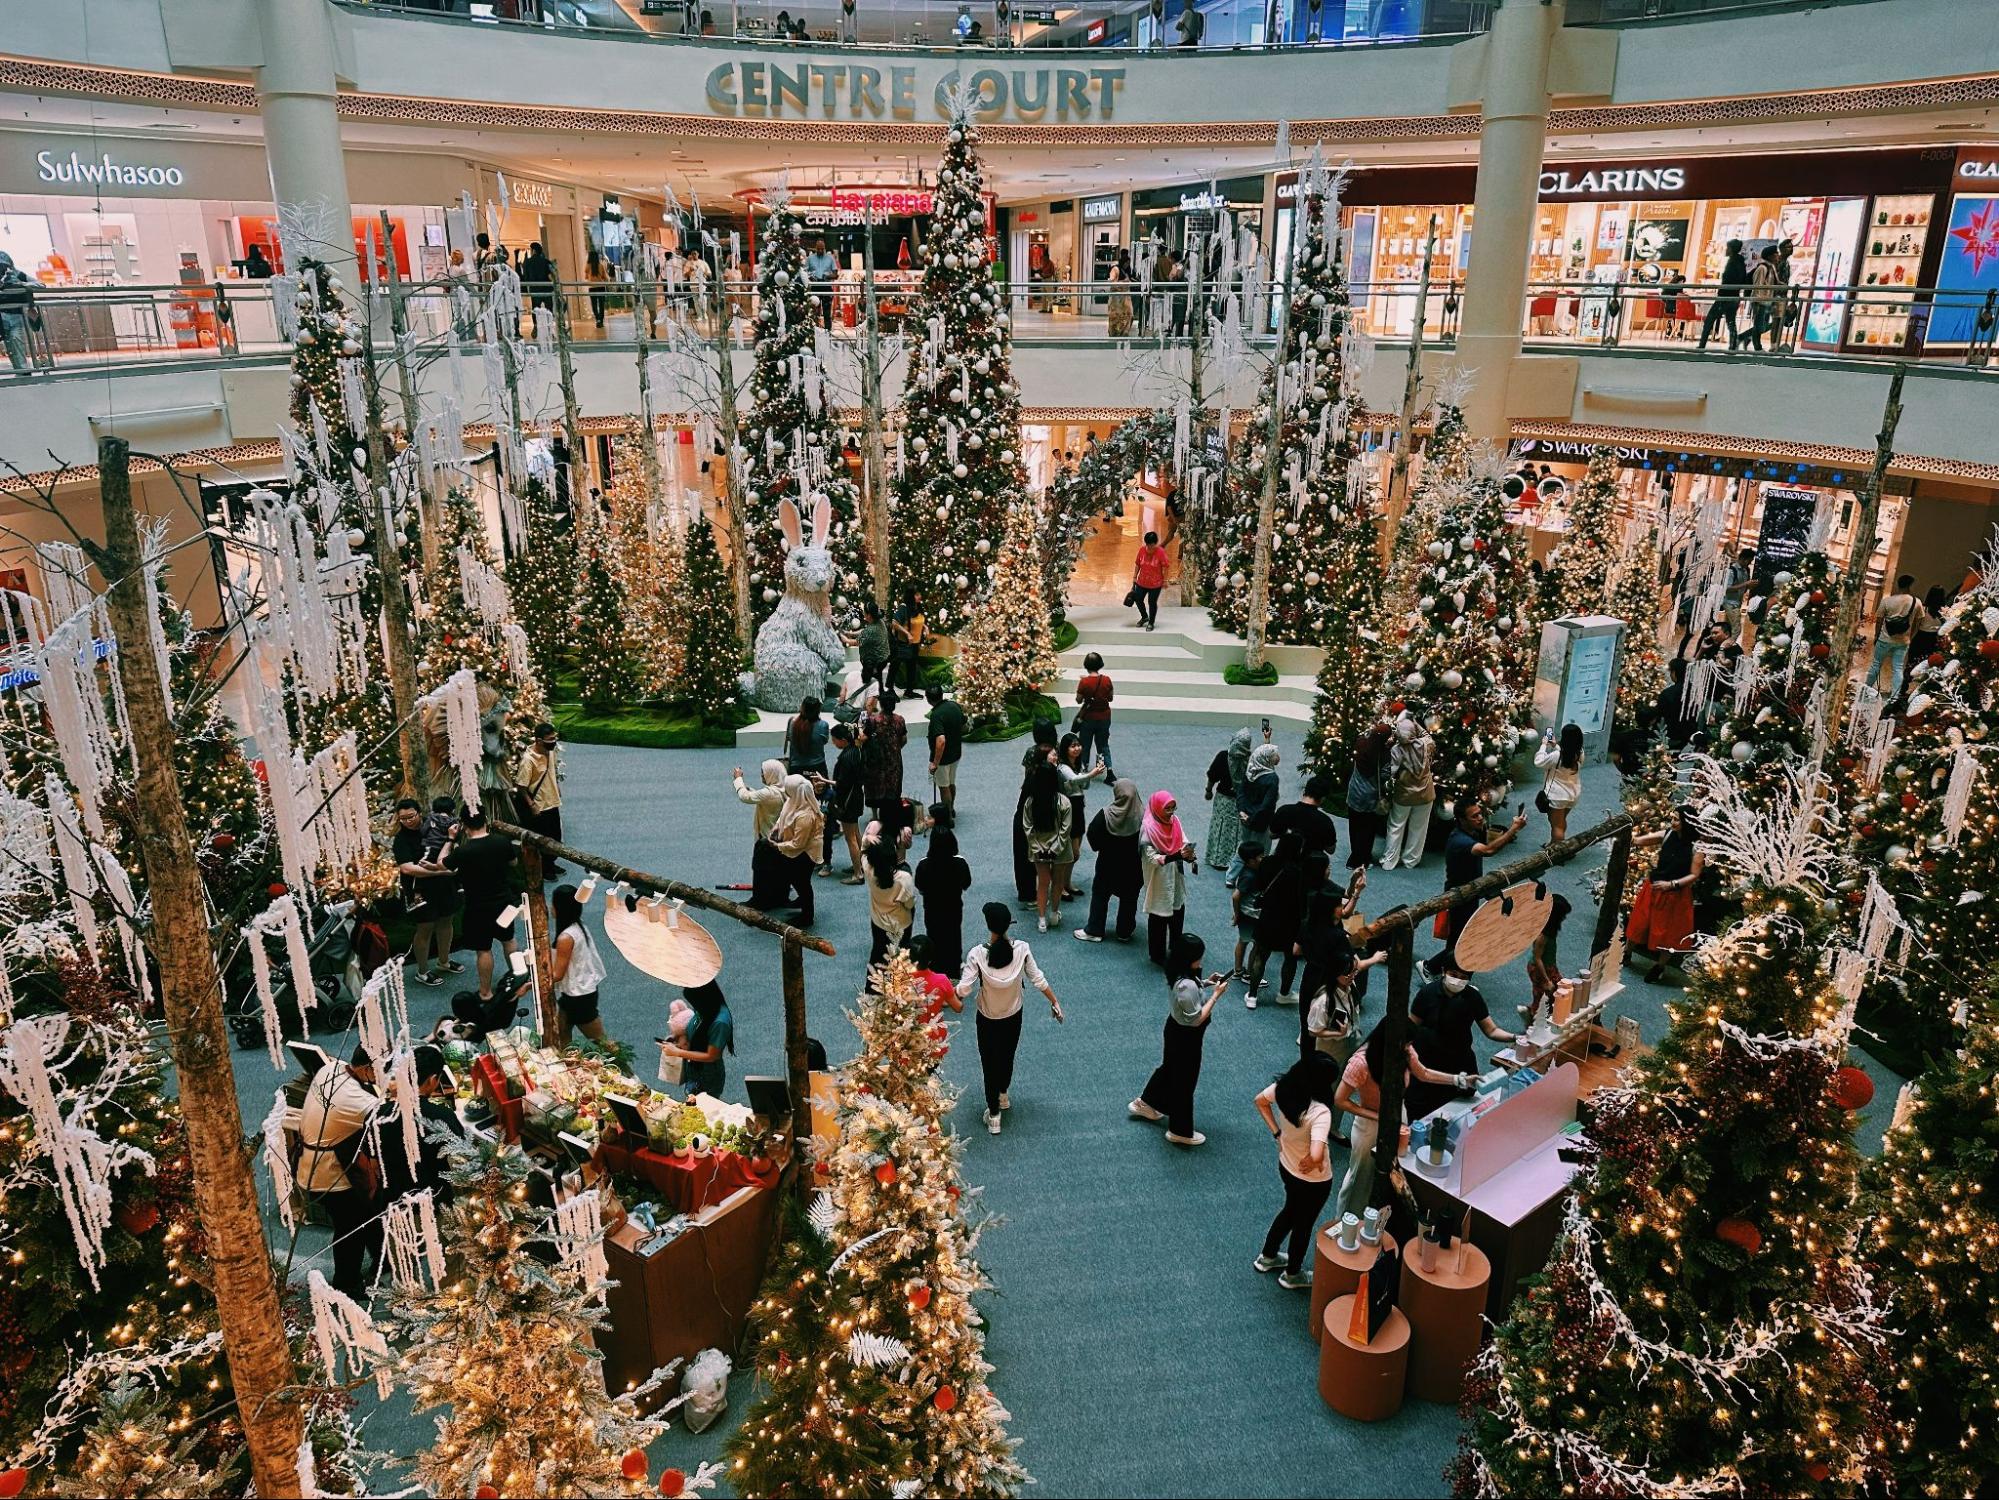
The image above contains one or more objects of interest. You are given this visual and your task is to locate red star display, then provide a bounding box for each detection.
[1951,198,1999,276]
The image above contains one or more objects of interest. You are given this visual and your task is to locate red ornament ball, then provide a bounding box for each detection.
[1980,639,1999,661]
[267,881,289,898]
[909,1284,933,1310]
[1809,642,1830,659]
[1831,1066,1876,1112]
[0,1469,28,1500]
[211,832,237,850]
[621,1450,648,1482]
[812,1161,832,1179]
[1714,1217,1763,1255]
[933,1385,958,1412]
[1805,1460,1832,1483]
[874,1161,898,1185]
[1932,650,1950,666]
[1809,589,1825,604]
[1388,699,1406,714]
[1901,792,1920,812]
[658,1469,687,1498]
[474,1488,500,1500]
[116,1200,160,1235]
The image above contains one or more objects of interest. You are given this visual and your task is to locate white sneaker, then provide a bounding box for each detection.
[984,1110,1002,1135]
[1252,1253,1286,1274]
[1127,1098,1164,1122]
[1166,1130,1207,1148]
[1244,990,1258,1010]
[1278,1270,1312,1291]
[999,1092,1011,1111]
[1037,916,1048,932]
[1275,992,1299,1007]
[1073,928,1103,943]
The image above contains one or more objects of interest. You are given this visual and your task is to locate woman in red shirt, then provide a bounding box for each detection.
[1131,531,1170,631]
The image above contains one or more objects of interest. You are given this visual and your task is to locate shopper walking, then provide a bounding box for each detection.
[1345,723,1392,870]
[296,1046,382,1298]
[549,883,611,1048]
[1128,933,1225,1147]
[1534,722,1585,845]
[891,589,928,691]
[510,721,565,878]
[865,837,917,970]
[586,247,609,330]
[1075,777,1143,944]
[444,809,520,1004]
[1056,732,1106,902]
[860,688,909,822]
[1379,713,1436,870]
[1131,530,1170,630]
[1073,652,1116,773]
[914,826,973,974]
[1141,789,1198,965]
[925,684,967,812]
[1698,239,1750,351]
[662,980,734,1094]
[1270,770,1339,864]
[1234,742,1283,863]
[1107,248,1136,338]
[1867,573,1921,696]
[1022,760,1073,932]
[1252,1054,1340,1289]
[1013,724,1060,903]
[1439,798,1528,956]
[519,241,556,323]
[1628,805,1705,981]
[804,235,839,329]
[1745,245,1782,353]
[1203,726,1255,869]
[851,600,892,703]
[957,902,1064,1134]
[393,797,460,988]
[821,723,867,882]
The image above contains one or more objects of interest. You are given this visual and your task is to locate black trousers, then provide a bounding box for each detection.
[1263,1163,1334,1273]
[868,923,905,972]
[1346,808,1383,869]
[1134,585,1163,627]
[314,1187,381,1299]
[1148,907,1185,967]
[1084,880,1138,941]
[1699,297,1739,348]
[1244,938,1298,998]
[530,805,564,874]
[771,849,815,924]
[976,1008,1023,1115]
[1140,1017,1207,1136]
[925,902,964,976]
[1013,791,1036,901]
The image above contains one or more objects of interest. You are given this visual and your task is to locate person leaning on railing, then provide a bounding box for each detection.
[0,253,40,375]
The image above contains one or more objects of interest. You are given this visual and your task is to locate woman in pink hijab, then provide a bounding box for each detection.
[1141,789,1199,966]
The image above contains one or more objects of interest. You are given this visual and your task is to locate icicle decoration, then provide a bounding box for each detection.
[28,585,118,839]
[44,776,103,964]
[307,733,373,877]
[555,1187,610,1287]
[1864,717,1896,790]
[89,843,151,1008]
[380,1189,447,1292]
[262,1089,297,1233]
[136,516,175,717]
[307,1270,392,1398]
[356,960,412,1073]
[386,1044,422,1176]
[456,545,513,630]
[1942,742,1980,845]
[430,669,484,812]
[247,893,318,1066]
[0,1013,153,1290]
[336,356,369,437]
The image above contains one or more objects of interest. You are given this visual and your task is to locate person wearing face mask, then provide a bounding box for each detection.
[1411,952,1515,1093]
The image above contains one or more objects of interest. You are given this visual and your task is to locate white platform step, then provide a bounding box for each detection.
[1050,666,1319,707]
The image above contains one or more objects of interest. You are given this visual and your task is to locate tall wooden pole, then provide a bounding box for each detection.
[1244,275,1294,673]
[378,210,443,571]
[710,273,752,634]
[1821,364,1907,744]
[550,262,587,504]
[633,272,668,510]
[1382,215,1438,566]
[859,212,894,612]
[781,937,811,1200]
[96,436,305,1499]
[359,316,429,802]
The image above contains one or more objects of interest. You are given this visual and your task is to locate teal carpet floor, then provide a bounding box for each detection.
[231,723,1904,1497]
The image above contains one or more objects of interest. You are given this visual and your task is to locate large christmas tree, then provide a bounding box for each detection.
[573,509,642,713]
[1607,517,1668,742]
[676,514,746,728]
[1380,448,1533,816]
[1545,445,1621,621]
[1865,1010,1999,1498]
[505,473,576,695]
[954,501,1058,724]
[1711,548,1841,809]
[727,953,1024,1497]
[891,90,1025,634]
[740,197,866,633]
[1207,165,1377,648]
[603,427,687,698]
[1457,763,1889,1497]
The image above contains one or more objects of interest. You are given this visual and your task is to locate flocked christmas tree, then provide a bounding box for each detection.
[1545,445,1622,621]
[1380,442,1533,816]
[388,1141,699,1500]
[506,473,577,695]
[953,501,1058,725]
[677,514,746,728]
[573,509,642,713]
[740,195,866,633]
[1208,159,1379,650]
[1864,1008,1999,1499]
[1456,759,1890,1498]
[1607,517,1668,741]
[727,952,1024,1498]
[603,427,688,697]
[891,87,1026,633]
[1711,536,1841,810]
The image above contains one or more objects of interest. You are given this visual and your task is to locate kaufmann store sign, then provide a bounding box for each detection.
[706,59,1126,122]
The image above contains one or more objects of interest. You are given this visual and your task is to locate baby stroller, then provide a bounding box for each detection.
[226,901,377,1052]
[436,964,532,1042]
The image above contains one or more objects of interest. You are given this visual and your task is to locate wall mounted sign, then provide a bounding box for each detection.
[36,148,185,188]
[704,60,1126,122]
[508,178,556,210]
[1081,195,1122,223]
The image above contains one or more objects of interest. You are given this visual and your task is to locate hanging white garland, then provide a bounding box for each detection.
[554,1186,610,1288]
[43,775,103,965]
[247,893,319,1068]
[262,1088,298,1234]
[1942,741,1980,845]
[428,669,485,813]
[307,1268,392,1398]
[380,1187,447,1292]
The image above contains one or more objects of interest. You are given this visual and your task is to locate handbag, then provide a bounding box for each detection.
[1534,787,1551,814]
[1122,586,1138,608]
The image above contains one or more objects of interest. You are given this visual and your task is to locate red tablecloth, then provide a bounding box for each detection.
[595,1136,781,1214]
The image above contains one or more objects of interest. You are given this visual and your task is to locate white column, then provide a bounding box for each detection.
[254,0,356,271]
[1456,0,1567,444]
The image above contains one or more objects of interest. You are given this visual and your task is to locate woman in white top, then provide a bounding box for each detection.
[733,759,787,881]
[865,838,917,974]
[1129,932,1227,1147]
[549,883,610,1047]
[1533,722,1586,844]
[1140,789,1198,967]
[1252,1054,1341,1289]
[956,901,1064,1135]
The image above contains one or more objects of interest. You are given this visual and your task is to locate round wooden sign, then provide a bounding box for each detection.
[602,896,724,988]
[1449,880,1555,974]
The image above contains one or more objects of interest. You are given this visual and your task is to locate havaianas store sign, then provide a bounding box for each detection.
[705,61,1128,122]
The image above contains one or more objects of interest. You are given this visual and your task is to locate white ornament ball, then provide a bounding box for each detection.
[956,573,969,587]
[1887,844,1912,864]
[1230,571,1247,589]
[967,434,984,449]
[761,587,779,603]
[1427,541,1445,559]
[346,528,367,548]
[774,270,791,286]
[1000,449,1015,463]
[912,436,929,452]
[1483,755,1499,769]
[1441,669,1464,690]
[1404,672,1427,692]
[936,505,951,519]
[1284,522,1300,537]
[945,254,962,271]
[953,463,969,479]
[975,539,991,554]
[1773,570,1796,588]
[1304,571,1321,586]
[1730,740,1756,762]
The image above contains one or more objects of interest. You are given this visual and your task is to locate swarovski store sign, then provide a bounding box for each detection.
[705,59,1126,122]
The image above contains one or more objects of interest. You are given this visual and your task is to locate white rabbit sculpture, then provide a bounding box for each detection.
[746,493,848,713]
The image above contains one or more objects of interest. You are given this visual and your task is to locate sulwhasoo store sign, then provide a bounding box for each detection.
[705,59,1126,122]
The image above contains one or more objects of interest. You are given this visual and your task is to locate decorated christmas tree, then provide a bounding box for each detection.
[1044,411,1177,626]
[1710,546,1841,809]
[1607,518,1668,740]
[1456,761,1889,1497]
[1545,446,1621,621]
[388,1142,684,1499]
[1388,395,1472,600]
[676,515,746,728]
[891,89,1026,633]
[505,472,577,695]
[573,510,642,712]
[1380,449,1533,816]
[1865,1010,1999,1498]
[953,502,1057,724]
[603,427,688,697]
[1207,161,1377,647]
[844,949,953,1120]
[740,196,866,634]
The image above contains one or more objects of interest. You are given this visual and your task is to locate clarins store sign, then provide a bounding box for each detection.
[705,59,1126,122]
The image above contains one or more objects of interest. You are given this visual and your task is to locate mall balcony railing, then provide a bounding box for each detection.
[2,274,1993,382]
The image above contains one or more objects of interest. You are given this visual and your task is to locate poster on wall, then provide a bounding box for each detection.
[1628,217,1688,275]
[1596,209,1627,255]
[1804,197,1866,349]
[1926,193,1999,348]
[1754,486,1821,585]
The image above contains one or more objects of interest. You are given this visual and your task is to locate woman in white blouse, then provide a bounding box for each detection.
[957,901,1064,1135]
[1252,1053,1342,1290]
[865,838,916,972]
[1533,722,1585,844]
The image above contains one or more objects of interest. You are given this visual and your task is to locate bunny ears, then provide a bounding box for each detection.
[778,494,833,552]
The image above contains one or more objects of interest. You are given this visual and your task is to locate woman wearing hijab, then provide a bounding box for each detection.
[733,759,786,867]
[1075,778,1143,944]
[758,775,823,924]
[661,980,734,1095]
[1128,932,1227,1147]
[1203,727,1253,870]
[1141,789,1198,966]
[957,901,1064,1135]
[1022,761,1073,933]
[1013,722,1060,904]
[1237,743,1282,862]
[914,826,973,974]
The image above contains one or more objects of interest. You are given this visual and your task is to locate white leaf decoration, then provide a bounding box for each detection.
[846,1331,911,1370]
[807,1190,840,1239]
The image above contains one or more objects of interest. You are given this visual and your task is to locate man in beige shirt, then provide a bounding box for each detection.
[511,720,565,879]
[296,1046,381,1297]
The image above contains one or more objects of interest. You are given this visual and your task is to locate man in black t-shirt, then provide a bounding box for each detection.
[1269,772,1340,864]
[444,808,519,1002]
[819,723,867,881]
[926,685,967,813]
[392,798,463,988]
[1437,797,1526,959]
